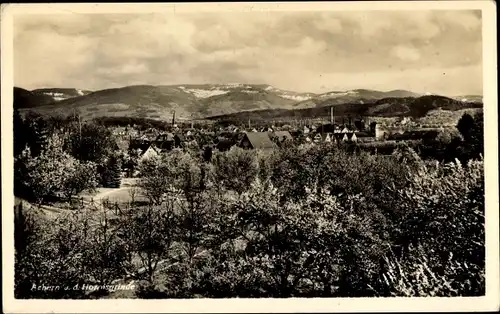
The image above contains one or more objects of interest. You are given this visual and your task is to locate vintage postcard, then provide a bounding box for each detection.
[1,1,498,313]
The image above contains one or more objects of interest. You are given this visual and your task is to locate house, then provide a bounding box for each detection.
[332,133,343,142]
[340,133,358,142]
[323,133,332,143]
[271,131,294,143]
[313,133,323,143]
[156,133,175,143]
[227,125,238,132]
[401,117,412,125]
[238,132,276,150]
[154,133,175,150]
[351,133,358,142]
[139,144,161,162]
[129,140,152,155]
[354,131,373,142]
[375,124,389,140]
[341,133,357,142]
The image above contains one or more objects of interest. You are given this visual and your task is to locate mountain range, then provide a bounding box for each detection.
[14,84,482,121]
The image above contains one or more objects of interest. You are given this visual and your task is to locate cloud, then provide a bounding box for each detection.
[391,45,421,62]
[13,10,482,95]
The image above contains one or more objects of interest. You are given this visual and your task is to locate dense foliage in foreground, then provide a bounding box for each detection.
[15,140,485,298]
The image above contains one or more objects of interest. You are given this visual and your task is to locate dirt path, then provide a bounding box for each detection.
[91,188,129,202]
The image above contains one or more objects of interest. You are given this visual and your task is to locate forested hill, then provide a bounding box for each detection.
[206,95,483,122]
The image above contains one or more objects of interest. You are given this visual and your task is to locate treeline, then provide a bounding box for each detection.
[15,139,484,298]
[93,116,215,131]
[93,116,171,130]
[18,111,216,132]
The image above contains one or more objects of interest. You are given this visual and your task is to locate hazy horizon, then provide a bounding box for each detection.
[14,10,483,96]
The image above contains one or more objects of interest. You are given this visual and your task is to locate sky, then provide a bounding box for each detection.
[13,10,483,96]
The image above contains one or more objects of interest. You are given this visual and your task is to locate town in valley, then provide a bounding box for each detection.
[10,8,487,301]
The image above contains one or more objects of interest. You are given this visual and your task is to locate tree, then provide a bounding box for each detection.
[15,202,47,298]
[457,113,475,140]
[121,202,177,284]
[212,147,258,195]
[80,206,132,289]
[68,122,117,163]
[16,133,98,203]
[16,203,132,298]
[387,158,485,296]
[101,154,122,188]
[61,160,99,201]
[202,145,213,163]
[468,112,484,157]
[137,155,172,205]
[456,112,484,160]
[21,111,50,157]
[392,142,422,169]
[14,109,29,157]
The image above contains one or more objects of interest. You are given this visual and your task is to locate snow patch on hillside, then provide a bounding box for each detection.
[42,92,68,101]
[280,94,313,101]
[264,86,314,101]
[181,88,230,98]
[40,89,88,101]
[319,90,358,98]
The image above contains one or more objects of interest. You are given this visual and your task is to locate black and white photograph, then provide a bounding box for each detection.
[1,1,498,313]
